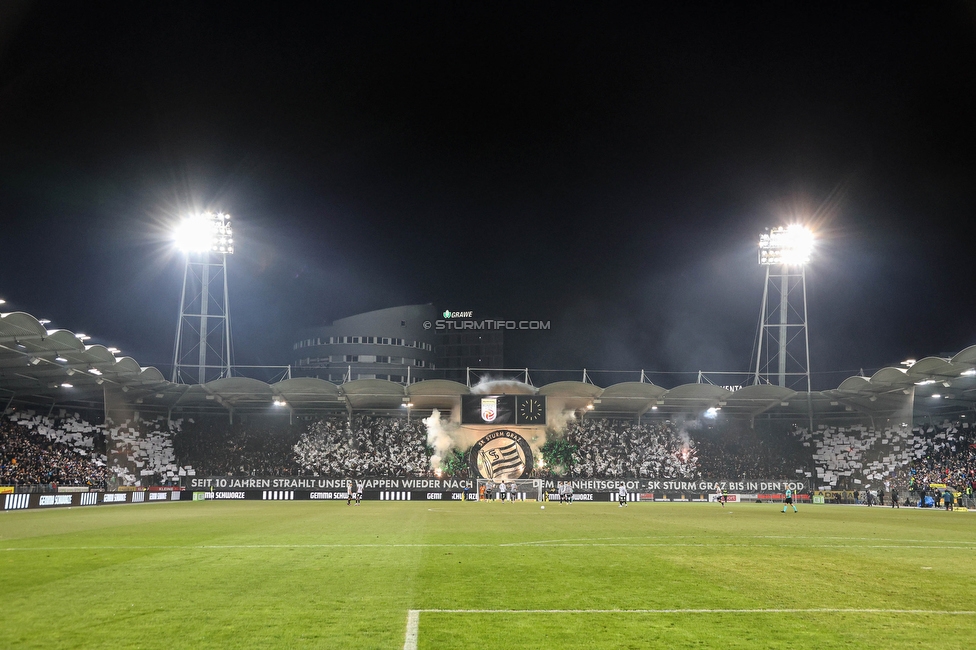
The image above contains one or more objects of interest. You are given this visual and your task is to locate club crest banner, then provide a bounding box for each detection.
[469,430,534,479]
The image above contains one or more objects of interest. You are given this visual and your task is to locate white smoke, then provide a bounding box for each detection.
[544,397,578,437]
[469,377,536,395]
[424,407,480,473]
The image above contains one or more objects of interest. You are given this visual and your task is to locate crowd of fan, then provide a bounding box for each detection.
[693,421,809,480]
[0,412,110,487]
[564,419,698,479]
[801,423,916,492]
[6,404,976,492]
[897,421,976,493]
[106,415,194,486]
[294,415,431,477]
[173,417,303,476]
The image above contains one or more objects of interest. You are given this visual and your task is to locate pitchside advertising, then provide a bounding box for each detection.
[185,476,808,500]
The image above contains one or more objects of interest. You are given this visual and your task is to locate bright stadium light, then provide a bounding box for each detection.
[174,211,234,254]
[758,224,814,266]
[172,210,235,384]
[754,223,813,395]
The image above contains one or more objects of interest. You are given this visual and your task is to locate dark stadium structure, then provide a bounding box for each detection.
[4,308,976,509]
[2,308,974,424]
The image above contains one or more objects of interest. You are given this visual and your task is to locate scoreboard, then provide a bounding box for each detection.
[461,395,547,426]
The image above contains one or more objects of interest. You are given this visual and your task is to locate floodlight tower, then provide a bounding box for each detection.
[752,225,813,390]
[171,211,235,384]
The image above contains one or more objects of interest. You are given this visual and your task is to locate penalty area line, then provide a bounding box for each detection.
[403,610,420,650]
[403,608,976,649]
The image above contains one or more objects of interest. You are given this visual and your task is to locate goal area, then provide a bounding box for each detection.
[476,478,543,502]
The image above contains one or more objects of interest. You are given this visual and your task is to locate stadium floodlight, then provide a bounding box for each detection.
[960,369,976,377]
[753,224,813,395]
[0,298,5,305]
[75,333,90,341]
[758,225,814,266]
[38,319,51,325]
[171,211,235,384]
[55,355,67,363]
[60,383,72,388]
[174,211,234,254]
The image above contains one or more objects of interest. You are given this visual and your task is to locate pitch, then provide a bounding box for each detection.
[2,501,974,649]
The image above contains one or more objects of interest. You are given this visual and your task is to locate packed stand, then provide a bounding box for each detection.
[894,421,976,496]
[694,421,810,480]
[173,416,303,476]
[1,410,110,487]
[563,419,698,479]
[106,415,196,486]
[294,415,432,477]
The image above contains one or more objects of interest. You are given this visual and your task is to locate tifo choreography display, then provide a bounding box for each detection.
[2,407,975,508]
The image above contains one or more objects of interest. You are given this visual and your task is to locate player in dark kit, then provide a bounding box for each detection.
[891,488,899,508]
[781,487,798,513]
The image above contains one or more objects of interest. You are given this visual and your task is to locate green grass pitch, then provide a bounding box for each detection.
[2,500,974,649]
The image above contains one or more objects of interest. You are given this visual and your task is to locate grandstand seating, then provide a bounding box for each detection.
[3,408,974,494]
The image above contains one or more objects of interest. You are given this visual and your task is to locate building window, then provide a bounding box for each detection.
[376,356,389,363]
[345,355,358,362]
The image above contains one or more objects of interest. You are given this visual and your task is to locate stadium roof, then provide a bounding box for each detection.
[3,310,976,421]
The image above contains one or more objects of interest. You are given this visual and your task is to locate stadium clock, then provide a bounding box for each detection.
[517,396,545,424]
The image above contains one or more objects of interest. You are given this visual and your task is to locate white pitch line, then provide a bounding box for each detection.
[403,610,420,650]
[414,608,976,614]
[2,542,976,551]
[403,608,976,647]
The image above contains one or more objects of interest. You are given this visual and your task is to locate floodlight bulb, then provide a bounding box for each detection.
[758,224,814,266]
[175,215,216,253]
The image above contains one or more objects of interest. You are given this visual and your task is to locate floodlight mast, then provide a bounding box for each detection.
[171,212,235,384]
[752,225,812,392]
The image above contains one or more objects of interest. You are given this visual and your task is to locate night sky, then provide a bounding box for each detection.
[1,2,974,389]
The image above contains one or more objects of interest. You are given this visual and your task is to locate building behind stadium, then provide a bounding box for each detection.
[291,304,503,383]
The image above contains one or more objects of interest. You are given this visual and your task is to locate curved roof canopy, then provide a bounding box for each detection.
[4,308,976,419]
